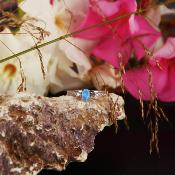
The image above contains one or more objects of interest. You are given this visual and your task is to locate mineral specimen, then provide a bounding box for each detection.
[0,91,125,175]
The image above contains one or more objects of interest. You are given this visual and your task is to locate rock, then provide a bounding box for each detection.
[0,91,125,175]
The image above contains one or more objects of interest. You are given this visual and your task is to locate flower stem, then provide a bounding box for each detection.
[0,12,132,63]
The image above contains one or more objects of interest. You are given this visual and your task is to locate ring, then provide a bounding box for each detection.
[67,89,106,101]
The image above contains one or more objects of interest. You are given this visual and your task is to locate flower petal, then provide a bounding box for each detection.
[123,65,168,100]
[95,0,120,17]
[150,37,175,65]
[59,38,93,76]
[92,35,132,67]
[158,62,175,102]
[74,8,110,39]
[97,0,137,17]
[129,15,161,59]
[48,47,85,93]
[145,4,175,27]
[90,64,119,90]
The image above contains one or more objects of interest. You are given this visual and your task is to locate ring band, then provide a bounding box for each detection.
[67,90,107,98]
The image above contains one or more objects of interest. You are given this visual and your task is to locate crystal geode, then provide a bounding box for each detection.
[0,91,125,175]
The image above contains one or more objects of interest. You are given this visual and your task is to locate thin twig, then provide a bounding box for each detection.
[0,12,133,64]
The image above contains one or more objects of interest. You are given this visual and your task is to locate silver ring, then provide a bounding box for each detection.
[67,90,107,98]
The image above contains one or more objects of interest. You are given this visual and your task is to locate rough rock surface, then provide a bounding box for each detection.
[0,92,125,175]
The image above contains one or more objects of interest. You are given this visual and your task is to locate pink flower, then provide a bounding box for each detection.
[50,0,54,5]
[123,37,175,102]
[123,65,168,101]
[75,0,160,68]
[150,37,175,102]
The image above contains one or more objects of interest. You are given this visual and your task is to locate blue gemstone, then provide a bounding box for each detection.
[81,89,90,102]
